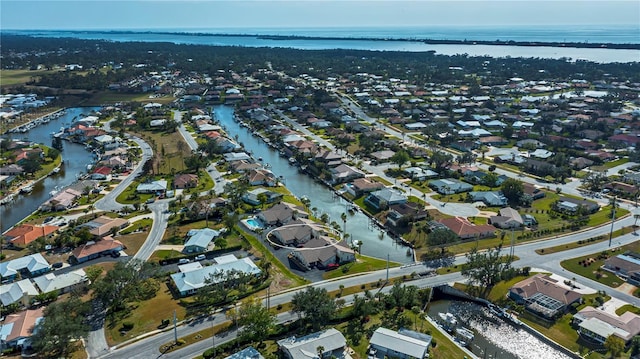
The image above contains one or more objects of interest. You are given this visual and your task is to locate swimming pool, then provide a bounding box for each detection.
[244,217,265,230]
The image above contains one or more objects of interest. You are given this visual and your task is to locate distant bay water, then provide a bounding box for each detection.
[7,25,640,63]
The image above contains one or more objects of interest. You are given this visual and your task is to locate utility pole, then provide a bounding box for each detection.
[609,196,616,247]
[386,254,389,283]
[173,310,177,344]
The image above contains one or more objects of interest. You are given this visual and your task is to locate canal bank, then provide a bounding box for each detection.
[0,107,100,232]
[213,105,412,264]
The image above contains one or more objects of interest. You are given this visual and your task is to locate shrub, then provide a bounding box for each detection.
[122,322,134,331]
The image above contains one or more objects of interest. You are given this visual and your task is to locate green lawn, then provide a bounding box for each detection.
[560,249,626,288]
[603,157,629,169]
[322,254,401,280]
[115,181,154,204]
[120,218,153,235]
[536,226,633,255]
[0,69,61,87]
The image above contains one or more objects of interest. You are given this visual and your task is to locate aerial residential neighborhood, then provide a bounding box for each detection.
[1,7,640,359]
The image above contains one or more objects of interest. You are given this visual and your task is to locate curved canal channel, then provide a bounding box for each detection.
[213,105,413,264]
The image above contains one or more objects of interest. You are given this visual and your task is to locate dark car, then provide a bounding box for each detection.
[52,262,64,269]
[111,251,121,258]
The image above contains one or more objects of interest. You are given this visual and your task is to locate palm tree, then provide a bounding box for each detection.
[341,212,347,242]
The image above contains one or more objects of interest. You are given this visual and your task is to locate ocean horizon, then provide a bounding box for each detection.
[6,24,640,44]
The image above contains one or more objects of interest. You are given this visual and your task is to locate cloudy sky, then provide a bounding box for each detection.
[2,0,638,30]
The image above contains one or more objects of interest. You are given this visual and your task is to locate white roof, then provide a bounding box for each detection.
[215,254,239,264]
[369,327,429,358]
[277,328,346,359]
[0,279,39,306]
[0,253,49,278]
[32,269,87,293]
[171,257,261,294]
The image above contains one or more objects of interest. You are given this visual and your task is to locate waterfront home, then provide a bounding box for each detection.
[573,306,640,345]
[32,269,88,295]
[39,188,82,211]
[90,166,112,181]
[256,202,306,226]
[330,164,365,184]
[3,224,59,247]
[0,279,39,307]
[173,173,199,189]
[136,179,167,194]
[509,274,582,319]
[70,237,124,264]
[277,328,348,359]
[469,191,508,207]
[0,254,50,282]
[602,251,640,286]
[343,177,384,197]
[246,169,278,187]
[270,220,318,246]
[364,188,407,210]
[170,255,261,296]
[81,216,129,238]
[489,207,524,229]
[242,188,283,206]
[230,160,261,173]
[386,202,429,228]
[315,149,343,167]
[369,327,432,359]
[0,307,44,351]
[429,178,473,195]
[438,217,496,240]
[183,228,220,253]
[223,152,251,162]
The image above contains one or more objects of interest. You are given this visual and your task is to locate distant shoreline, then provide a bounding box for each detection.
[11,30,640,50]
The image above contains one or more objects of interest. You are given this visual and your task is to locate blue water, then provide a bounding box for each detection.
[246,218,264,229]
[7,26,640,63]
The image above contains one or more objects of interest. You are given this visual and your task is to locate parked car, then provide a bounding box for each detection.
[195,254,206,261]
[178,258,191,264]
[52,262,64,269]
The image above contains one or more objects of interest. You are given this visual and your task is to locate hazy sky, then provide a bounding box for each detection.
[2,0,639,30]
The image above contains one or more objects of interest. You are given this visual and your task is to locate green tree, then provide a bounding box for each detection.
[461,244,514,297]
[237,298,276,344]
[30,297,90,358]
[429,151,453,173]
[501,178,524,204]
[184,153,208,173]
[51,136,64,152]
[390,149,410,170]
[604,335,625,358]
[84,265,103,285]
[291,287,337,330]
[427,228,458,247]
[257,192,269,209]
[92,260,159,313]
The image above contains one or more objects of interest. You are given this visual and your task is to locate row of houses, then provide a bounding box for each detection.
[1,269,88,307]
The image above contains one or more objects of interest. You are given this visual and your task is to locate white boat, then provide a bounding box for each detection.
[52,167,60,173]
[455,327,474,347]
[437,312,458,332]
[20,185,33,194]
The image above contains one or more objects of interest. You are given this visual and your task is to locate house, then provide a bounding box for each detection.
[0,164,24,176]
[290,237,355,270]
[0,279,39,307]
[343,177,384,197]
[369,150,396,164]
[0,254,50,282]
[602,251,640,286]
[81,216,129,238]
[604,181,639,196]
[183,228,220,253]
[39,188,82,211]
[556,197,600,214]
[270,221,317,246]
[3,224,58,247]
[247,169,278,187]
[429,179,473,195]
[314,149,343,167]
[277,328,348,359]
[136,179,167,194]
[174,174,199,189]
[573,306,640,345]
[223,152,251,162]
[523,183,545,200]
[364,188,407,210]
[509,274,582,319]
[438,217,496,240]
[186,198,227,219]
[90,166,112,181]
[230,160,261,173]
[0,307,44,350]
[32,269,88,295]
[369,327,432,359]
[330,164,365,184]
[257,202,306,226]
[490,207,524,229]
[469,191,507,207]
[70,238,124,264]
[243,188,283,206]
[386,202,429,227]
[170,255,261,296]
[403,167,438,181]
[463,170,507,186]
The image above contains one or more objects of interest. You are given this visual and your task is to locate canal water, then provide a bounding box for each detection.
[0,107,99,232]
[428,300,572,359]
[213,105,412,264]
